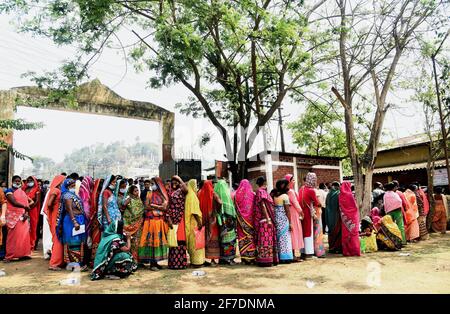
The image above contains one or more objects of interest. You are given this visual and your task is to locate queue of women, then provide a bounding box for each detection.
[0,171,447,280]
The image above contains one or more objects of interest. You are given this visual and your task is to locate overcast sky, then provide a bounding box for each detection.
[0,15,427,174]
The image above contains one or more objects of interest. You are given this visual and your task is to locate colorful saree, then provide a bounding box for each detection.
[234,179,256,262]
[285,174,304,252]
[254,187,278,266]
[91,221,137,280]
[432,194,448,233]
[214,180,237,262]
[185,179,205,266]
[167,186,187,269]
[404,189,420,241]
[98,175,122,229]
[198,180,220,259]
[56,179,87,265]
[89,179,102,267]
[298,173,320,255]
[338,182,360,256]
[22,176,40,250]
[273,194,294,261]
[5,188,31,261]
[326,188,342,253]
[43,175,66,268]
[138,177,169,263]
[415,190,429,240]
[123,197,144,260]
[376,215,403,250]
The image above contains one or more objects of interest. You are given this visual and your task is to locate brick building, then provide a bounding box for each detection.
[213,151,343,191]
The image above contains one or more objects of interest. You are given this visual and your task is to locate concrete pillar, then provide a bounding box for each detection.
[265,153,273,192]
[0,90,16,184]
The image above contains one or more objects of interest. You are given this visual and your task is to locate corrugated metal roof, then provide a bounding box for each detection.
[373,159,448,174]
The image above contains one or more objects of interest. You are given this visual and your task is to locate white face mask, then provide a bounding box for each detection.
[69,188,76,194]
[109,184,115,190]
[151,184,157,191]
[12,183,21,189]
[27,182,34,188]
[120,188,127,194]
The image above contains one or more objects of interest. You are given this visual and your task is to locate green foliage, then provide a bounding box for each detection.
[0,119,44,161]
[1,0,330,162]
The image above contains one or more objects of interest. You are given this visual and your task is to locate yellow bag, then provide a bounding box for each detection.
[167,224,179,247]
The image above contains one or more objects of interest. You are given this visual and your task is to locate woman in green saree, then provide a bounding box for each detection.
[91,220,138,280]
[213,180,237,265]
[122,185,145,260]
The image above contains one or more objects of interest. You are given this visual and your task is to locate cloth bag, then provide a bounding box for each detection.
[167,224,179,248]
[194,226,205,250]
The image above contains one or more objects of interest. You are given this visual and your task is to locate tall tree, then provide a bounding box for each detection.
[1,0,330,181]
[325,0,441,214]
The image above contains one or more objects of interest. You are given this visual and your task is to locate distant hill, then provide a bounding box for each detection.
[23,141,160,180]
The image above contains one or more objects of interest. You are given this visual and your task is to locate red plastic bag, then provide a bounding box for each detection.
[194,226,205,250]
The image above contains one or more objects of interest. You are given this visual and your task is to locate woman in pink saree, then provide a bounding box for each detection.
[233,179,256,264]
[285,174,304,262]
[338,181,360,256]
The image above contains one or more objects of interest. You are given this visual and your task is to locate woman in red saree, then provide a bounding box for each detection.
[23,176,41,251]
[233,179,256,264]
[5,175,32,261]
[338,181,360,256]
[89,179,102,267]
[432,187,448,234]
[404,185,420,242]
[43,175,66,270]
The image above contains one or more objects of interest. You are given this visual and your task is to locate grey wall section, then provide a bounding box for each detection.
[0,79,174,183]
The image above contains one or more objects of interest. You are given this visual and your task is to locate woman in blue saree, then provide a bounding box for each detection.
[55,179,88,271]
[98,175,122,230]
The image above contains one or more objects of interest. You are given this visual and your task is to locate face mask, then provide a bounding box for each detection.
[109,184,115,190]
[12,183,21,189]
[43,184,49,189]
[27,182,34,188]
[69,188,76,194]
[151,184,157,191]
[120,188,127,194]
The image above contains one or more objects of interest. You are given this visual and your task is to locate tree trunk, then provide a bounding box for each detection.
[361,167,374,217]
[426,144,435,231]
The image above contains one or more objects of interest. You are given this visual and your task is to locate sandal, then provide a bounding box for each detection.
[80,265,88,272]
[48,266,62,271]
[150,266,159,271]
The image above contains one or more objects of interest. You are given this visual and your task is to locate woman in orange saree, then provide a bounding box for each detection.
[432,187,448,234]
[5,175,32,262]
[404,185,420,242]
[23,176,41,251]
[43,175,66,270]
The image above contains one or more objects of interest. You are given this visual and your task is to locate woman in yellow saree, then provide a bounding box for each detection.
[185,179,205,267]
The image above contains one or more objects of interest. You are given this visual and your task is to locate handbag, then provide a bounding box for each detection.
[194,226,205,250]
[167,224,179,248]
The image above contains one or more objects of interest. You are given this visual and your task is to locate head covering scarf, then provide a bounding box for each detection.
[98,175,115,224]
[234,179,255,219]
[42,175,66,216]
[56,178,85,242]
[152,176,168,202]
[198,180,214,219]
[22,176,39,199]
[214,180,236,226]
[304,172,317,188]
[114,179,129,207]
[285,174,294,189]
[79,176,93,217]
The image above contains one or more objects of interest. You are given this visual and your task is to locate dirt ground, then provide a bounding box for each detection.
[0,232,449,294]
